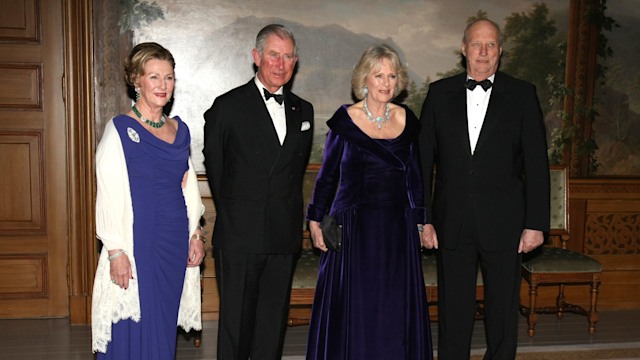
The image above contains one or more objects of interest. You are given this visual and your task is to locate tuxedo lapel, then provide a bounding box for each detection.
[239,82,282,173]
[446,79,473,157]
[475,72,507,154]
[282,93,302,148]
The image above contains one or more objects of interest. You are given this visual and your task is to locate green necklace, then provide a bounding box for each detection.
[132,104,166,129]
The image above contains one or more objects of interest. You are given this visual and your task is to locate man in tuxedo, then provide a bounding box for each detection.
[203,24,313,360]
[419,19,550,359]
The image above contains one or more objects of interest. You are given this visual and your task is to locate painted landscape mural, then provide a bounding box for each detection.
[110,0,638,176]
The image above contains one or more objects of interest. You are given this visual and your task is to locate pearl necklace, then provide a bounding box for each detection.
[363,98,390,129]
[132,104,166,129]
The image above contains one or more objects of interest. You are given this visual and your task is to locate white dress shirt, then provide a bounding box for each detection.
[466,74,495,154]
[255,76,286,145]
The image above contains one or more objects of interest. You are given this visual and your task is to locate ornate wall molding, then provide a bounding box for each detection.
[585,213,640,255]
[570,178,640,198]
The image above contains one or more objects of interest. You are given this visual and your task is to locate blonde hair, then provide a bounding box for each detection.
[351,44,408,100]
[124,42,175,87]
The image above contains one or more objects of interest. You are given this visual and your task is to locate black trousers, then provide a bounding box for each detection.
[214,249,298,360]
[437,211,522,360]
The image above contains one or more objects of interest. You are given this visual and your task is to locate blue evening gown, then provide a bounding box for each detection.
[98,114,190,360]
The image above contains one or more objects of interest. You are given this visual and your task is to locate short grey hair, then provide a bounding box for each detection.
[255,24,297,56]
[351,44,408,100]
[462,18,503,46]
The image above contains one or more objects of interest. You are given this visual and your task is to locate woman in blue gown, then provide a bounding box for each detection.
[306,44,433,359]
[91,42,205,359]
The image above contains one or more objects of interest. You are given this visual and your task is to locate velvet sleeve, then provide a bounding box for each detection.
[306,129,344,222]
[408,142,427,224]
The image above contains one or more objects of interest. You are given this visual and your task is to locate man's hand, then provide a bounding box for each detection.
[518,229,544,253]
[421,224,438,249]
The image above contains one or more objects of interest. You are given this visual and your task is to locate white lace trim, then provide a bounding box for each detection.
[177,266,202,332]
[91,251,203,353]
[91,248,141,353]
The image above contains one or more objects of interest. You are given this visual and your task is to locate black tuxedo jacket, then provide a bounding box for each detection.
[203,80,313,254]
[419,71,550,251]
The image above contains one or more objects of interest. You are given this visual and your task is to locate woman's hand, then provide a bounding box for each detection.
[309,220,328,252]
[187,236,206,267]
[109,249,133,289]
[181,170,188,189]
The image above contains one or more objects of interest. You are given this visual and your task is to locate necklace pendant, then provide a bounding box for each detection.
[363,98,391,129]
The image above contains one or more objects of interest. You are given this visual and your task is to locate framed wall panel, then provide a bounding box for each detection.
[0,0,40,43]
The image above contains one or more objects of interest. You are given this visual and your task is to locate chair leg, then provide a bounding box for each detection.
[556,284,566,319]
[527,281,539,337]
[587,280,600,335]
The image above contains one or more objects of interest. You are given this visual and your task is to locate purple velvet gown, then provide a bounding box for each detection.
[98,115,190,360]
[306,105,433,359]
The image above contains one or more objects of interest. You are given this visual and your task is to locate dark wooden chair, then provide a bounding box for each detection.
[520,165,602,336]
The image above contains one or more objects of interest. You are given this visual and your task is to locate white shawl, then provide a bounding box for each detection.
[92,119,205,353]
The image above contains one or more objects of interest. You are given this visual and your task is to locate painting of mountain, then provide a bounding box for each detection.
[135,14,416,166]
[126,0,639,174]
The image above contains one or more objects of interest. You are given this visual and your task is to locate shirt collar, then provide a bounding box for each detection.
[254,76,283,96]
[467,74,496,83]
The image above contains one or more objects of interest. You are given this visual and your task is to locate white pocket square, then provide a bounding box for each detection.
[301,121,311,131]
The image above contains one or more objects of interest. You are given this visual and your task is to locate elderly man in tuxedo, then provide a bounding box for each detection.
[419,18,550,359]
[203,24,313,360]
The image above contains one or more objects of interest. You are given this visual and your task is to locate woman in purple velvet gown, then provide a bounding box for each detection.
[306,44,433,359]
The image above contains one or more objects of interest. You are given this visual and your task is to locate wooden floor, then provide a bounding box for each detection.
[0,310,639,359]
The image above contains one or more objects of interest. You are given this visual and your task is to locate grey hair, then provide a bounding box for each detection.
[462,18,503,46]
[351,44,408,100]
[255,24,297,56]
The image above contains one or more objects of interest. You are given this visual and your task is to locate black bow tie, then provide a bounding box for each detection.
[263,88,284,105]
[465,78,493,91]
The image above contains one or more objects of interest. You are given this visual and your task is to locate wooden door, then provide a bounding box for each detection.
[0,0,69,317]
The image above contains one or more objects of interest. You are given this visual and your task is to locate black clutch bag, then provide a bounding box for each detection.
[320,214,342,251]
